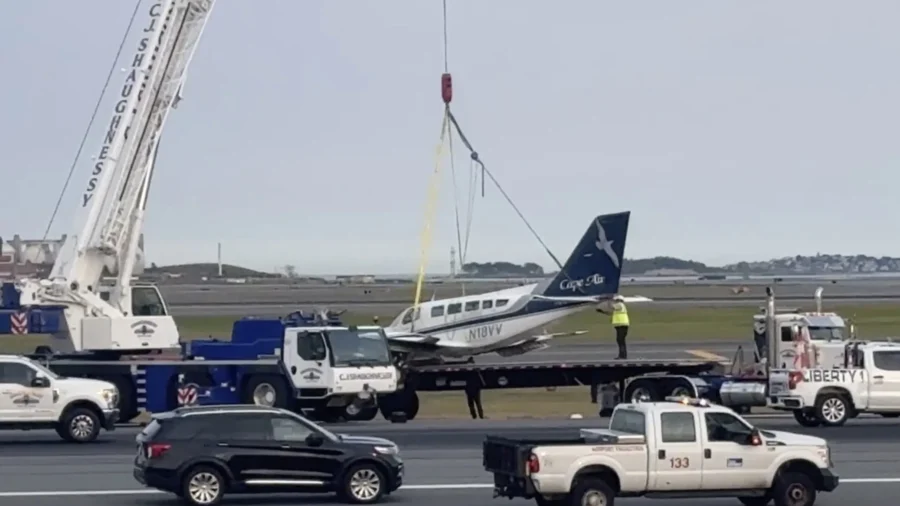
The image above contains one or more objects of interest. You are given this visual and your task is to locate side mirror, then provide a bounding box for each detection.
[305,432,324,447]
[31,376,50,388]
[746,428,762,446]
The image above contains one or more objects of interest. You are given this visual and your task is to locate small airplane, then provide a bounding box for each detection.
[383,211,651,362]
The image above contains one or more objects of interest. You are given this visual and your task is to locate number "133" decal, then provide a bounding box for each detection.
[669,457,690,468]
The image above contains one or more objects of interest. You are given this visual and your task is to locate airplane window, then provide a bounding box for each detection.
[448,303,462,315]
[431,306,445,317]
[464,301,479,311]
[401,308,420,324]
[496,299,509,307]
[482,300,493,309]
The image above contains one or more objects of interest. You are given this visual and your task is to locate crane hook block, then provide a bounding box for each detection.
[441,73,453,104]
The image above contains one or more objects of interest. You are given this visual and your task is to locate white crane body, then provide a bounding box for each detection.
[15,0,215,354]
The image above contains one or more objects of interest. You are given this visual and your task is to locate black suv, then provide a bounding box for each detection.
[133,405,403,505]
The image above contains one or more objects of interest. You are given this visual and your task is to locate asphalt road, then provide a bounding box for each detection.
[159,278,900,317]
[1,418,899,505]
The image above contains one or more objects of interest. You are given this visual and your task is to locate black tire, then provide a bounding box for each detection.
[624,380,659,403]
[346,406,379,421]
[772,471,816,506]
[59,406,101,443]
[570,477,615,506]
[339,462,386,504]
[815,393,850,427]
[405,392,420,421]
[738,496,771,506]
[792,409,822,428]
[180,465,226,506]
[241,375,289,408]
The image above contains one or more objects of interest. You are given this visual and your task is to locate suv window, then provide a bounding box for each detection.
[609,409,645,434]
[660,412,696,443]
[0,363,36,385]
[270,416,313,442]
[154,417,218,440]
[873,350,900,371]
[704,412,752,442]
[215,414,274,440]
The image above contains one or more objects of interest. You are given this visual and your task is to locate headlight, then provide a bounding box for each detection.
[100,388,118,407]
[374,445,399,456]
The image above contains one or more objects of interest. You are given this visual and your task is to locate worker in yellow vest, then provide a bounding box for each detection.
[598,295,629,359]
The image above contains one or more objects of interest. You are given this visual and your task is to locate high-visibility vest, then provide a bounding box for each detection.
[611,302,629,327]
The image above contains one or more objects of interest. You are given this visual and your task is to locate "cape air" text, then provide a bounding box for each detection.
[559,273,606,292]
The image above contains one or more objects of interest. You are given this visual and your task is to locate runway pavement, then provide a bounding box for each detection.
[1,418,899,505]
[158,278,900,317]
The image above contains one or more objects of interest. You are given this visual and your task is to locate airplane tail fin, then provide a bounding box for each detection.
[541,211,630,298]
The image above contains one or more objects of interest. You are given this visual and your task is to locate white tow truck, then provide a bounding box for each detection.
[0,355,119,442]
[483,397,838,506]
[769,341,900,427]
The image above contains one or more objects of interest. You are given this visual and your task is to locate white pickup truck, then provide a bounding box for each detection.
[0,354,120,442]
[483,397,838,506]
[769,341,900,427]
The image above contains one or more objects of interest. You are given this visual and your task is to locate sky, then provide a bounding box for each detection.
[2,1,899,275]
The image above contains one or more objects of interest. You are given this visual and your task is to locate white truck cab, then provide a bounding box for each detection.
[484,397,838,506]
[281,326,398,420]
[769,341,900,427]
[0,354,120,442]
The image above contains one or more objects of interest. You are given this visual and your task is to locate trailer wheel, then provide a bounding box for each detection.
[624,380,659,403]
[242,375,289,408]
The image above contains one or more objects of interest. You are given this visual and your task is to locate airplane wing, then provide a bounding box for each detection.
[531,294,653,303]
[382,329,470,353]
[492,330,590,357]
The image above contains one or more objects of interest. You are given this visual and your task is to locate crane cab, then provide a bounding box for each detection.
[98,283,169,317]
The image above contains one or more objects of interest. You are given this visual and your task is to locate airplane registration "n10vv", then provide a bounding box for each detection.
[467,323,503,342]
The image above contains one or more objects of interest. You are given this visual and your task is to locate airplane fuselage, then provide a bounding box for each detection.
[387,283,589,359]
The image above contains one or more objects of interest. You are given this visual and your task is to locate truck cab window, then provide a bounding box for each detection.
[609,409,645,434]
[704,412,752,442]
[660,412,696,443]
[780,326,793,342]
[132,286,167,316]
[297,332,327,361]
[873,350,900,371]
[0,363,36,386]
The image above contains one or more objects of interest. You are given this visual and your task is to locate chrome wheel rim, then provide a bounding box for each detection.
[70,414,95,440]
[581,490,608,506]
[631,387,651,402]
[252,384,276,406]
[349,468,381,500]
[188,472,220,504]
[786,483,808,505]
[821,398,845,422]
[346,404,361,416]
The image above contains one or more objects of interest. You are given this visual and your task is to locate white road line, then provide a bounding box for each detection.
[1,478,898,497]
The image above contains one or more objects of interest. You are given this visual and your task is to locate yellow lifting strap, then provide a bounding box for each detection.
[411,107,452,328]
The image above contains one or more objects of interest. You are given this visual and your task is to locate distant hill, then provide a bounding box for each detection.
[145,263,278,278]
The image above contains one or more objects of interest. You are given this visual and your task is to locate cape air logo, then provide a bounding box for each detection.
[559,273,606,292]
[594,218,620,268]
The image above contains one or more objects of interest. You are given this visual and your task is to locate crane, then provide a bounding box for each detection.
[12,0,216,355]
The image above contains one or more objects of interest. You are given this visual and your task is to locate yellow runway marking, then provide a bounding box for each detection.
[687,349,729,361]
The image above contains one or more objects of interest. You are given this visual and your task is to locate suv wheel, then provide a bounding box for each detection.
[772,472,816,506]
[182,466,225,506]
[340,463,386,504]
[815,393,850,426]
[59,407,101,443]
[570,478,615,506]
